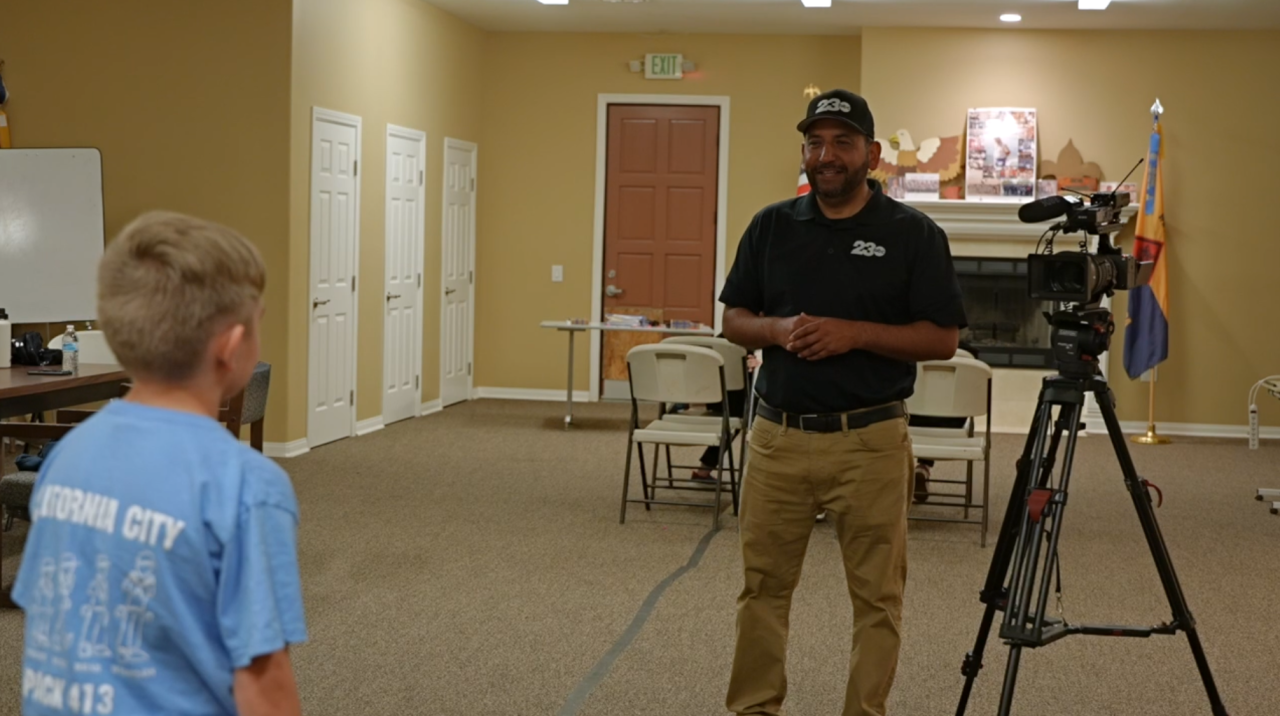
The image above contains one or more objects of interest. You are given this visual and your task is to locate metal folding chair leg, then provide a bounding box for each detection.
[727,438,747,514]
[711,430,736,531]
[620,435,636,524]
[637,441,651,510]
[981,451,991,547]
[964,461,973,520]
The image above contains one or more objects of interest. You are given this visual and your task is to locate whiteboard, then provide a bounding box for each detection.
[0,148,105,323]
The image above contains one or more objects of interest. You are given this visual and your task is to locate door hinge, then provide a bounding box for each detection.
[352,275,357,292]
[354,160,359,177]
[467,363,472,377]
[418,273,422,288]
[419,170,424,186]
[350,389,354,404]
[415,375,420,390]
[469,270,473,284]
[470,177,475,192]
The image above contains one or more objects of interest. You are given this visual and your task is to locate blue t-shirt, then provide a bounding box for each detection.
[13,400,307,716]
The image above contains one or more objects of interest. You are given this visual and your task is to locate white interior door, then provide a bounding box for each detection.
[440,138,477,408]
[383,125,426,425]
[308,108,361,448]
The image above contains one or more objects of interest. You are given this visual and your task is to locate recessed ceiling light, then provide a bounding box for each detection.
[1079,0,1112,9]
[537,0,568,5]
[1000,13,1022,22]
[801,0,833,7]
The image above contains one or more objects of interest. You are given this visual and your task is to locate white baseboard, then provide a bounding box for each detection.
[420,399,443,417]
[355,416,384,436]
[1113,420,1280,441]
[263,438,310,459]
[472,387,590,402]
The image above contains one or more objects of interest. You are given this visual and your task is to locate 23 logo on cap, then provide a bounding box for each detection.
[816,98,853,114]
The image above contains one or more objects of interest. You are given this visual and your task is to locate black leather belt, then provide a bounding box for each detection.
[755,400,904,434]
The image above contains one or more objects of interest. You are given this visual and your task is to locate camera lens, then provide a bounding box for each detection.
[1048,262,1086,294]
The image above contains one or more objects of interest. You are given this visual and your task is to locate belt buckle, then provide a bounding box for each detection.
[798,414,823,434]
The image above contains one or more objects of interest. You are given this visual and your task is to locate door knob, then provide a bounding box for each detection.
[444,287,457,295]
[313,298,330,309]
[605,285,624,297]
[386,292,401,301]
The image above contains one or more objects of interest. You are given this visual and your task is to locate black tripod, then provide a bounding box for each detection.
[954,368,1228,716]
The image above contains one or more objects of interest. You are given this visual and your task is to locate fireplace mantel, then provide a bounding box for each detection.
[904,199,1138,242]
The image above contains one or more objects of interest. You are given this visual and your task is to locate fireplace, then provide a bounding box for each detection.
[954,257,1054,369]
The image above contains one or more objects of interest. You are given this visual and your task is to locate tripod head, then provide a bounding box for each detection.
[1046,306,1113,379]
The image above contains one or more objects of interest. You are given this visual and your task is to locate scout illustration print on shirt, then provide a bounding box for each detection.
[114,551,157,663]
[78,555,113,659]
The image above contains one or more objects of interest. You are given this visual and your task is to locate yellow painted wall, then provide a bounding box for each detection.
[290,0,486,436]
[475,33,862,392]
[0,0,294,439]
[12,7,1272,441]
[861,28,1280,425]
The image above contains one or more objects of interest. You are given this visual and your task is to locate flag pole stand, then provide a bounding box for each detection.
[1132,369,1172,445]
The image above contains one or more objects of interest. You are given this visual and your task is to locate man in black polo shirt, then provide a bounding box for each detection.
[721,89,967,716]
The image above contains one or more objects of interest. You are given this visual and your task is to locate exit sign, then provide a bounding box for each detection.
[645,53,683,80]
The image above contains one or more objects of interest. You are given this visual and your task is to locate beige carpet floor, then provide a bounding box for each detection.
[2,399,1278,715]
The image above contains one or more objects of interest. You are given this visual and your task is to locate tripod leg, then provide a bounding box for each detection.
[1096,388,1229,716]
[956,388,1051,716]
[1003,400,1062,636]
[963,391,1075,716]
[996,646,1023,716]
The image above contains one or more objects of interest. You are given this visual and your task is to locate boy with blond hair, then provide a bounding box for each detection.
[14,212,306,715]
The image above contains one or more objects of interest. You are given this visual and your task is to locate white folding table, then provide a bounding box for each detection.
[540,321,715,428]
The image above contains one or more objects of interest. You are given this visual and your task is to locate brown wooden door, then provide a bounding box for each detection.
[602,105,720,389]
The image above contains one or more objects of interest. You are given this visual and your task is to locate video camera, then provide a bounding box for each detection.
[1016,164,1154,375]
[1019,190,1155,307]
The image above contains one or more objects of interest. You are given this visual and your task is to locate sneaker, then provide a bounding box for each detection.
[691,467,716,484]
[913,463,931,504]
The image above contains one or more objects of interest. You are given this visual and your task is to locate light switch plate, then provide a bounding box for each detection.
[551,265,564,283]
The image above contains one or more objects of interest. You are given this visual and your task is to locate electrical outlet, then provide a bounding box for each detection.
[551,265,564,283]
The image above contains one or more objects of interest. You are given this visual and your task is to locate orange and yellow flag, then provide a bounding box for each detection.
[1123,120,1169,379]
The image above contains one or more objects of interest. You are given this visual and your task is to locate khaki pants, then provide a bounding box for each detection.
[726,409,912,716]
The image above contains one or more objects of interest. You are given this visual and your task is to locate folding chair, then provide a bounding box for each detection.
[906,356,994,546]
[620,343,735,529]
[1,412,95,603]
[656,336,749,512]
[218,361,272,452]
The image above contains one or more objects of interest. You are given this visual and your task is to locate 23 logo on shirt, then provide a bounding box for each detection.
[851,241,886,258]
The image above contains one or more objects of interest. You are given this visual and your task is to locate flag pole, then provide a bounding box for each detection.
[1131,98,1171,446]
[1132,368,1172,444]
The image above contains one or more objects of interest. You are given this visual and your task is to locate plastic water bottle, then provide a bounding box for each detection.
[62,325,79,374]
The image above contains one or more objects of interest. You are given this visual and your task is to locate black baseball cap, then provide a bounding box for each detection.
[797,89,875,138]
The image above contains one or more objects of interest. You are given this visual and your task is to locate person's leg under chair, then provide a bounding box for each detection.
[726,418,819,716]
[817,416,912,716]
[907,415,966,504]
[913,459,935,504]
[693,389,747,483]
[692,445,719,483]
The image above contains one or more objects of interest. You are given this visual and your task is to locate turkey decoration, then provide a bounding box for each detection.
[870,129,964,183]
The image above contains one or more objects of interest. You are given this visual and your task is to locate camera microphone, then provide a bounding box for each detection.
[1017,195,1074,224]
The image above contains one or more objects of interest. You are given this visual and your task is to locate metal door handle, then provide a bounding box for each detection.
[444,287,457,295]
[605,285,624,297]
[313,298,330,309]
[386,292,401,301]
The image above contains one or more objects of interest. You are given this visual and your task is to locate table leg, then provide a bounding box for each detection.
[565,330,575,429]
